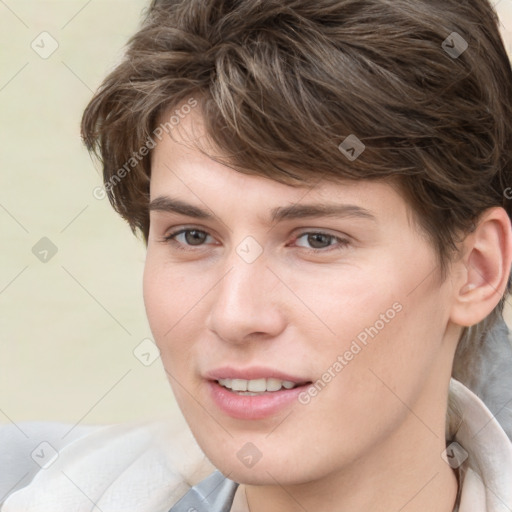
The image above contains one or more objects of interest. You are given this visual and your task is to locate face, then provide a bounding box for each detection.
[143,109,458,485]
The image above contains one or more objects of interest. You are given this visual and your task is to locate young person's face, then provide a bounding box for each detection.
[143,109,459,485]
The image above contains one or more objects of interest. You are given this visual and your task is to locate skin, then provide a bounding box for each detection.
[143,107,512,512]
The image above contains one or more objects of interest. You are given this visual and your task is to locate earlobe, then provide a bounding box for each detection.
[450,207,512,327]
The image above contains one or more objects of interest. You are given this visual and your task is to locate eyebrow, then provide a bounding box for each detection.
[148,196,376,223]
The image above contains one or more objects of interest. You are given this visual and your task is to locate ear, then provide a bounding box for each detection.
[450,207,512,327]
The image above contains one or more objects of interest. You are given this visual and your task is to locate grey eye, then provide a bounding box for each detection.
[296,233,335,249]
[183,230,208,245]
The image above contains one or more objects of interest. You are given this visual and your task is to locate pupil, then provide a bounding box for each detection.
[308,234,331,249]
[185,230,206,245]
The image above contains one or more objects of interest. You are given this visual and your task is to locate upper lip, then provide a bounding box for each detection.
[205,366,310,383]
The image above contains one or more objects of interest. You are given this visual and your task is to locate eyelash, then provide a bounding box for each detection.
[160,228,350,254]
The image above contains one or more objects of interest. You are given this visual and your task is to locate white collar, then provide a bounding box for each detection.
[450,378,512,511]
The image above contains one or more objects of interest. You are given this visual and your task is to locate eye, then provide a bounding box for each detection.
[162,228,215,248]
[160,227,350,254]
[293,231,350,251]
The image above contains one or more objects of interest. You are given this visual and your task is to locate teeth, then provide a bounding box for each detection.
[247,378,266,392]
[231,379,247,391]
[217,378,299,393]
[266,378,282,392]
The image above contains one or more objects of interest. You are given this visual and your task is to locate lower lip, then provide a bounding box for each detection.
[208,380,310,420]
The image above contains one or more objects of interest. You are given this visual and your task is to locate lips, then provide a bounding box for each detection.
[204,366,312,420]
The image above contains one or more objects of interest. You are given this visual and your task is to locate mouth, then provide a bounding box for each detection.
[206,370,313,420]
[216,377,311,396]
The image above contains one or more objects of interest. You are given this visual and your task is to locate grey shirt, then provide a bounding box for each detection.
[168,470,238,512]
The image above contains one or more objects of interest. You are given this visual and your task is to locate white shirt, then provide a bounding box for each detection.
[1,379,511,511]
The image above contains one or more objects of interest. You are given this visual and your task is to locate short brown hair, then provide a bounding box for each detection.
[81,0,512,293]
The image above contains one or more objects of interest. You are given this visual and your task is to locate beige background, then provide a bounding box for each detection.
[1,0,512,427]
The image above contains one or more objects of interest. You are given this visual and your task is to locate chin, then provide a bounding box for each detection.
[204,442,323,486]
[216,461,303,486]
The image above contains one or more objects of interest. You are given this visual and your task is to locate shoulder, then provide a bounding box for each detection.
[448,379,512,511]
[0,421,101,503]
[0,419,215,512]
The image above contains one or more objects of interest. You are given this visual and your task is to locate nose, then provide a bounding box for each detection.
[206,251,287,345]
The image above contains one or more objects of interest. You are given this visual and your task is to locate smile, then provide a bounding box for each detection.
[217,377,302,395]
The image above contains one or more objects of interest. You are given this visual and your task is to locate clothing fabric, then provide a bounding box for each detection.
[0,419,215,512]
[1,379,511,511]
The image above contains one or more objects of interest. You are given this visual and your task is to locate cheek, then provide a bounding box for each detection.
[292,257,449,408]
[143,259,209,414]
[330,279,449,423]
[142,257,203,362]
[282,261,405,354]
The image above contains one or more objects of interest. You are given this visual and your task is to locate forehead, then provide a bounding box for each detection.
[150,106,412,225]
